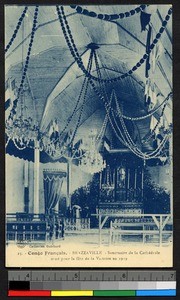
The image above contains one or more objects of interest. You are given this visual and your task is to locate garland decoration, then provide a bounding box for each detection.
[88,50,170,160]
[69,50,93,145]
[111,91,169,160]
[56,5,172,160]
[142,102,168,143]
[5,6,28,53]
[43,48,94,150]
[57,5,172,84]
[39,47,94,160]
[8,6,39,121]
[70,4,147,21]
[119,92,172,121]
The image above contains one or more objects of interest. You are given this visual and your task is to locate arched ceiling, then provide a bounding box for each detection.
[5,5,172,151]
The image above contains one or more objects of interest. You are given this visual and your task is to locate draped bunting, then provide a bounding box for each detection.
[144,22,166,139]
[144,78,157,108]
[151,40,164,73]
[48,119,59,139]
[149,28,164,75]
[43,171,66,214]
[5,86,18,112]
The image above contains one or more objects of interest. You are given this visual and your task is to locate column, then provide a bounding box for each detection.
[34,140,40,215]
[99,213,102,246]
[141,160,145,203]
[66,159,72,210]
[134,169,137,189]
[54,196,59,214]
[24,160,29,213]
[114,167,117,201]
[127,169,130,189]
[76,208,81,230]
[134,169,137,201]
[159,215,163,246]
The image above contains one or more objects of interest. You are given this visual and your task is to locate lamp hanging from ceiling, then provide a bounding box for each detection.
[79,129,106,175]
[5,8,94,162]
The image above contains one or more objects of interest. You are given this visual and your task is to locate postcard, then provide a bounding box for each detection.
[5,4,172,267]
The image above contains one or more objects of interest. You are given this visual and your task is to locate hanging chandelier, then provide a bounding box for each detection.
[5,17,94,162]
[79,129,106,175]
[6,116,39,149]
[80,150,106,175]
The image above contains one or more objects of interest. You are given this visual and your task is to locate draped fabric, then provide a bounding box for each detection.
[151,40,163,74]
[43,171,66,214]
[6,138,69,163]
[5,87,17,112]
[144,78,156,108]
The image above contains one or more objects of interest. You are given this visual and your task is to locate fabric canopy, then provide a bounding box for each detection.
[43,171,66,214]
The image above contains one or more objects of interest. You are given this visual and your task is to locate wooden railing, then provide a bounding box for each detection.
[6,214,91,243]
[64,218,90,231]
[109,214,172,246]
[6,213,62,243]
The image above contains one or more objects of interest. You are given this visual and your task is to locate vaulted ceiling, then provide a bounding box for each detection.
[5,5,172,151]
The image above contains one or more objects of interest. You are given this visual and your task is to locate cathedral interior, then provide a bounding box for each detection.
[5,4,172,246]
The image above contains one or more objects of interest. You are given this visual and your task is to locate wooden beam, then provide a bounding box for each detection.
[152,216,160,229]
[66,159,72,210]
[24,160,29,214]
[159,215,163,246]
[99,214,102,246]
[101,216,109,229]
[162,216,170,230]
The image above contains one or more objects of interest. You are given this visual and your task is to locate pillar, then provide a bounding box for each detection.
[24,160,29,213]
[134,169,137,189]
[34,141,40,215]
[66,159,72,210]
[99,213,102,246]
[76,208,81,230]
[141,160,145,203]
[159,215,163,246]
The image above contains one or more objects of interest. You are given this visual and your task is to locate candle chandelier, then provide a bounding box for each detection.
[6,115,39,150]
[5,9,94,161]
[79,129,106,175]
[5,5,172,165]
